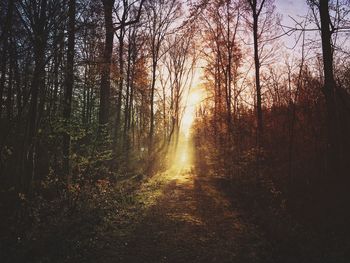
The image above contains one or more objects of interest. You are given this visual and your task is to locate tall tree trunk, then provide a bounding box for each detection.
[22,0,48,191]
[99,0,115,128]
[149,60,157,154]
[63,0,76,182]
[247,0,266,182]
[226,3,233,134]
[252,13,263,143]
[0,0,14,117]
[319,0,340,176]
[6,54,13,120]
[114,29,125,155]
[123,31,132,149]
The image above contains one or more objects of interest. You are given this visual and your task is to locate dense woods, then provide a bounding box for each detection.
[1,0,350,262]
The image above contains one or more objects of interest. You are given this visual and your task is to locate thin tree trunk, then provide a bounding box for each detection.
[63,0,76,182]
[123,30,132,149]
[114,29,125,155]
[149,61,157,154]
[252,14,263,143]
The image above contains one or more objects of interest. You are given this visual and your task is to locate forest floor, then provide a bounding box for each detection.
[88,140,349,263]
[88,141,272,263]
[104,165,268,262]
[3,140,269,263]
[3,140,349,262]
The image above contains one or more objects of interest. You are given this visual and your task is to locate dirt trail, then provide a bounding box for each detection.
[101,152,270,263]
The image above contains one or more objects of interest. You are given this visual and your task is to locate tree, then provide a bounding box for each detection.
[145,0,182,154]
[245,0,277,145]
[62,0,76,182]
[318,0,340,176]
[199,0,242,134]
[99,0,115,129]
[161,29,197,148]
[307,0,350,176]
[112,0,146,155]
[0,0,15,118]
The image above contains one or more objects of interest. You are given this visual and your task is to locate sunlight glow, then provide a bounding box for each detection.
[180,151,187,163]
[167,86,206,181]
[169,139,193,183]
[181,88,204,137]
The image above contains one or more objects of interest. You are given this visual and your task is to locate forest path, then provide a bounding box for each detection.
[102,141,270,263]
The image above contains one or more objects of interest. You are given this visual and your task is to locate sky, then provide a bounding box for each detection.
[275,0,311,49]
[276,0,309,20]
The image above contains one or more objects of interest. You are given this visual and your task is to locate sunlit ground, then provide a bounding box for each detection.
[136,137,194,208]
[168,137,193,183]
[137,86,205,205]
